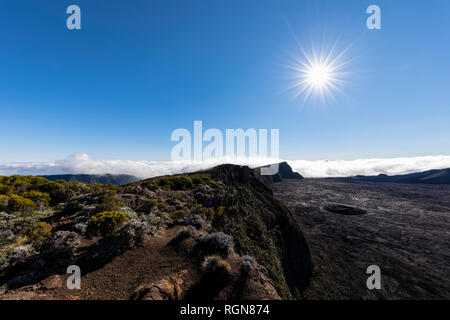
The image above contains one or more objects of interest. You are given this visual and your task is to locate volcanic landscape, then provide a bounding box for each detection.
[273,179,450,299]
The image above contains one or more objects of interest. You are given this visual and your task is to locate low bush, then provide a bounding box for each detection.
[141,181,159,191]
[211,206,233,225]
[119,220,145,249]
[63,201,83,216]
[0,248,12,271]
[196,232,234,257]
[0,175,48,195]
[0,229,14,245]
[28,221,52,244]
[171,228,192,244]
[40,230,81,255]
[22,191,51,206]
[38,181,70,204]
[182,213,205,229]
[191,175,210,185]
[9,215,40,236]
[158,201,169,211]
[0,183,13,195]
[86,211,127,236]
[140,199,159,214]
[193,204,215,218]
[7,194,37,215]
[169,226,199,247]
[201,255,232,279]
[93,193,125,214]
[158,176,194,190]
[68,181,90,195]
[170,208,187,219]
[240,255,256,274]
[0,195,9,211]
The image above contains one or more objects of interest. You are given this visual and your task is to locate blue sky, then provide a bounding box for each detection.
[1,0,449,162]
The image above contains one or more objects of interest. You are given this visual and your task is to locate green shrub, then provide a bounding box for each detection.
[22,191,51,206]
[39,181,70,205]
[87,211,127,236]
[68,181,90,195]
[142,181,159,191]
[93,201,124,214]
[194,204,214,218]
[210,206,233,225]
[10,215,40,236]
[93,191,125,214]
[191,173,212,185]
[0,248,12,272]
[28,221,52,243]
[0,175,74,207]
[0,176,48,195]
[201,255,232,280]
[88,184,119,196]
[0,195,9,211]
[140,199,159,214]
[0,183,12,195]
[158,176,193,190]
[170,208,187,219]
[158,201,169,210]
[217,206,227,216]
[63,201,83,215]
[7,194,36,214]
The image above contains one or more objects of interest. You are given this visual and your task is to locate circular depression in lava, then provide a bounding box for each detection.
[325,204,367,216]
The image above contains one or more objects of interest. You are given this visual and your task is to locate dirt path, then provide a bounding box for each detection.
[50,226,199,300]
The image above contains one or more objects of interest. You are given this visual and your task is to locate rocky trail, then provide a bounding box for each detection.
[1,226,200,300]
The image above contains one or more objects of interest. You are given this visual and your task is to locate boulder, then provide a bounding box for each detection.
[40,275,62,290]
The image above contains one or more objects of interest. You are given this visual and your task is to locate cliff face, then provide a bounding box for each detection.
[204,165,312,298]
[0,165,312,300]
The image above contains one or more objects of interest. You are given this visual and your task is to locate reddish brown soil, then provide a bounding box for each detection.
[78,226,200,300]
[3,226,200,300]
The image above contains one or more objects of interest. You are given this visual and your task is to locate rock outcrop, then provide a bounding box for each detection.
[256,162,304,184]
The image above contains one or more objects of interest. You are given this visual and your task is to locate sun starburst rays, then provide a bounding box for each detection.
[287,44,351,104]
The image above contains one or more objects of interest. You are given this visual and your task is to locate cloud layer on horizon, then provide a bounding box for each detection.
[1,154,450,178]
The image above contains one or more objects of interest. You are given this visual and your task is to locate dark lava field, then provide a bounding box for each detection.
[272,179,450,299]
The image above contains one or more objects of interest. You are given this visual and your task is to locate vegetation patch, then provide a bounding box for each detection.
[6,195,37,215]
[157,175,194,190]
[86,211,128,236]
[28,221,52,244]
[170,208,187,219]
[93,190,125,214]
[22,191,51,207]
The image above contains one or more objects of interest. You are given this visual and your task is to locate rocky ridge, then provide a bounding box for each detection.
[0,164,311,300]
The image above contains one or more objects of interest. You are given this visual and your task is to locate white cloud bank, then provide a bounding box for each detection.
[1,154,450,179]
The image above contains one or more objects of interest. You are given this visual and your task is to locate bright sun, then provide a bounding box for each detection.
[287,44,350,104]
[306,64,332,88]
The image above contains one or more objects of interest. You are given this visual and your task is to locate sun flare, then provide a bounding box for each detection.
[306,64,332,88]
[287,44,351,104]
